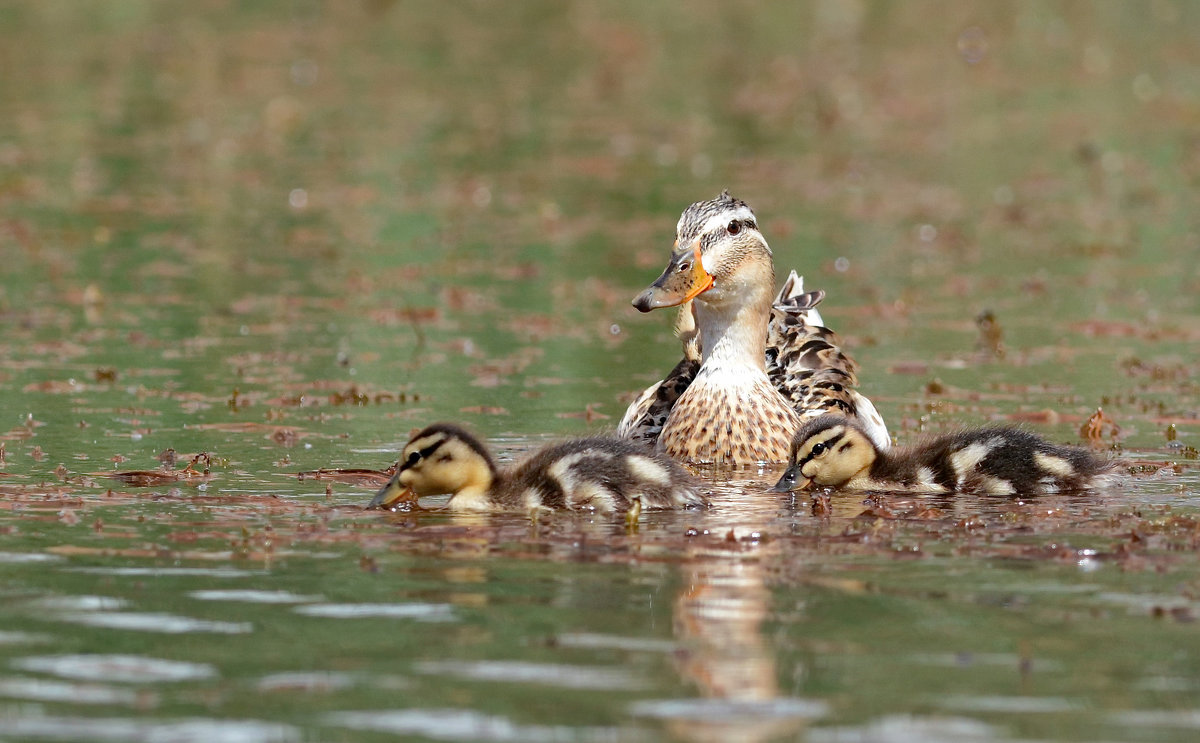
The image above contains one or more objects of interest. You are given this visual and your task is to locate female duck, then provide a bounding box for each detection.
[773,414,1116,495]
[369,423,707,512]
[619,191,888,465]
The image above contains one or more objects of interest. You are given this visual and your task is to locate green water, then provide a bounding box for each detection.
[1,2,1199,741]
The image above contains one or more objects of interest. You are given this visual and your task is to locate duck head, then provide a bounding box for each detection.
[369,423,497,509]
[771,415,876,492]
[633,191,773,313]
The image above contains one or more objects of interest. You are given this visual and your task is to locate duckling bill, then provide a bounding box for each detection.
[370,423,707,513]
[773,414,1116,495]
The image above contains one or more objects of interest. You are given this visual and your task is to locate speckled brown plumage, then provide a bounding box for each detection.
[656,370,800,465]
[620,192,889,464]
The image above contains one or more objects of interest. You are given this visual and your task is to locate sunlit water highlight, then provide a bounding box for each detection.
[12,655,218,683]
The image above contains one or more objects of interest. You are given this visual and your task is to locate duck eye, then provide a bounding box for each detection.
[810,442,826,456]
[726,220,741,235]
[405,451,421,467]
[677,260,692,273]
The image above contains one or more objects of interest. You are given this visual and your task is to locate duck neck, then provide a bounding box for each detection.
[694,276,773,373]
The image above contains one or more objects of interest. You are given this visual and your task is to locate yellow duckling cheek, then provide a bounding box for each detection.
[800,462,825,487]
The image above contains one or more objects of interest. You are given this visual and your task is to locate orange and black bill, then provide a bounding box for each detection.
[632,241,713,312]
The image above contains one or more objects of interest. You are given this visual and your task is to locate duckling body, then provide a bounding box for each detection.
[369,423,707,513]
[773,415,1115,495]
[619,192,888,465]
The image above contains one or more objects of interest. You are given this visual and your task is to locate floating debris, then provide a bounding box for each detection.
[1081,407,1121,443]
[975,309,1005,359]
[295,467,394,486]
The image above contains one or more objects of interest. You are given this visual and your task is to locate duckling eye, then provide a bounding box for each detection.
[810,442,827,457]
[405,451,421,467]
[726,220,741,236]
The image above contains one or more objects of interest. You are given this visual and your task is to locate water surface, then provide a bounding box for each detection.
[1,2,1199,741]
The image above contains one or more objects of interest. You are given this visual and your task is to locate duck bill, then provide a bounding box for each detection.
[632,242,713,312]
[770,466,811,493]
[368,474,416,510]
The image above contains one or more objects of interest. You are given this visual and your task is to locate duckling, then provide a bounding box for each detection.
[772,414,1116,495]
[620,191,888,465]
[369,423,707,513]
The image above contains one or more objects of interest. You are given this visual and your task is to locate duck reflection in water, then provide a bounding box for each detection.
[667,554,818,743]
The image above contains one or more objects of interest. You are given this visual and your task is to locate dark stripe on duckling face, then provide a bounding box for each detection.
[404,439,445,468]
[789,426,846,468]
[401,423,497,475]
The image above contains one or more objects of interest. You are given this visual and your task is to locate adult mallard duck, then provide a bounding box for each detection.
[369,423,707,513]
[773,414,1116,495]
[618,191,888,465]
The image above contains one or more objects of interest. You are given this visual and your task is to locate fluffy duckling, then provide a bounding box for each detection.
[369,423,708,513]
[773,414,1115,495]
[621,191,887,465]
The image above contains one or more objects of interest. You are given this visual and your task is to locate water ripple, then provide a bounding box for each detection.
[51,612,252,634]
[936,695,1080,713]
[808,714,999,743]
[32,595,129,611]
[0,552,62,563]
[907,652,1064,672]
[0,675,144,705]
[256,671,357,692]
[13,654,218,683]
[554,633,678,653]
[0,716,298,742]
[1111,709,1200,729]
[294,603,455,621]
[630,697,828,721]
[326,708,639,742]
[188,589,323,604]
[64,567,263,578]
[415,660,642,691]
[0,630,51,645]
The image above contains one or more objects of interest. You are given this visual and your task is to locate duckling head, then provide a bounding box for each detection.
[771,415,876,492]
[633,191,774,315]
[369,423,497,509]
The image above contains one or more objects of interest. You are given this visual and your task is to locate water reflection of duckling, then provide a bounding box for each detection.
[369,423,707,513]
[773,414,1115,495]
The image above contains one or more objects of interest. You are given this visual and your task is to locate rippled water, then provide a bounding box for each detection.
[1,2,1199,742]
